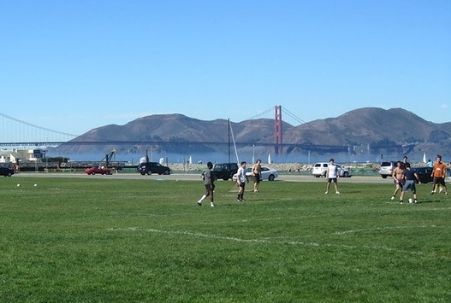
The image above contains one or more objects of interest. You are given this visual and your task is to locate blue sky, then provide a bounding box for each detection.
[1,0,450,136]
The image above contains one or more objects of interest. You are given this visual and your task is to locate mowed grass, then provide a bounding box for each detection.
[0,176,450,303]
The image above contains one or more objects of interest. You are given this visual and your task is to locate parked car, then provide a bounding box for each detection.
[378,161,396,178]
[212,163,239,181]
[85,166,112,175]
[0,166,15,177]
[257,166,279,181]
[233,166,279,182]
[411,167,433,183]
[312,162,350,177]
[137,162,171,175]
[312,162,328,177]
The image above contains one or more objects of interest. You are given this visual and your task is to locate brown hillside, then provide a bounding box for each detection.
[58,107,451,155]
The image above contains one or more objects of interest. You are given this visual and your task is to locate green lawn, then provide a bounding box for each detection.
[0,177,449,302]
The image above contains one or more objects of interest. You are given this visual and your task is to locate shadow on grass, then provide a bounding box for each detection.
[415,197,447,204]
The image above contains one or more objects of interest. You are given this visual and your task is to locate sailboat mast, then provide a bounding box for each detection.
[228,119,231,163]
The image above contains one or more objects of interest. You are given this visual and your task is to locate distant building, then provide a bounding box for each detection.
[0,148,45,164]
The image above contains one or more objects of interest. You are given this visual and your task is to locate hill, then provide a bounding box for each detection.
[286,107,451,146]
[55,107,451,160]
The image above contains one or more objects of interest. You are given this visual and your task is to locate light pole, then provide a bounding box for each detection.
[43,150,48,172]
[252,144,255,163]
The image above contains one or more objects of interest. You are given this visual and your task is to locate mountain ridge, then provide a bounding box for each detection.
[56,107,451,158]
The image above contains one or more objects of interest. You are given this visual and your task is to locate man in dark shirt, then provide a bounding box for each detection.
[197,161,216,207]
[400,164,419,204]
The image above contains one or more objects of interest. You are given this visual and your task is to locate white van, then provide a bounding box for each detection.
[312,162,328,177]
[378,161,396,179]
[312,162,350,177]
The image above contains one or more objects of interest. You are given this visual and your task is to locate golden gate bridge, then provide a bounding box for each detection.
[0,107,305,152]
[0,108,350,155]
[0,113,77,148]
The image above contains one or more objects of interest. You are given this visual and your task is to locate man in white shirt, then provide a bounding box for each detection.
[236,161,247,201]
[325,158,340,194]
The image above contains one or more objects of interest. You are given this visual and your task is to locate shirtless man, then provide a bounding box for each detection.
[391,161,405,200]
[252,159,262,192]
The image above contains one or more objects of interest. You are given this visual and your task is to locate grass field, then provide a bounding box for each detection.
[0,176,450,302]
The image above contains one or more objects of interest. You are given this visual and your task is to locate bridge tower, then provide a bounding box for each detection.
[274,105,282,154]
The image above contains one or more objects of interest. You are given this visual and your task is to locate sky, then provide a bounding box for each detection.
[1,0,450,137]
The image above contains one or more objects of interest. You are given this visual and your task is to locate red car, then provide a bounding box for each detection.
[85,166,112,175]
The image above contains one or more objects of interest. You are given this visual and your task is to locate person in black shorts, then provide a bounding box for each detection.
[431,155,448,195]
[252,159,262,192]
[400,163,419,204]
[236,161,247,202]
[197,161,216,207]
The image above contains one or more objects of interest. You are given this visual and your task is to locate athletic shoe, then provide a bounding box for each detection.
[324,191,328,194]
[399,200,403,204]
[390,196,395,201]
[336,191,340,194]
[431,191,435,195]
[210,203,215,207]
[197,201,202,206]
[414,200,418,204]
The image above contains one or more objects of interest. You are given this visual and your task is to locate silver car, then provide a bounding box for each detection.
[378,161,396,178]
[233,166,279,181]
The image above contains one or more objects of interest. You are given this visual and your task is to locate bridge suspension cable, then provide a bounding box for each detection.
[247,107,274,120]
[0,112,77,145]
[282,107,306,125]
[245,105,306,126]
[0,113,77,137]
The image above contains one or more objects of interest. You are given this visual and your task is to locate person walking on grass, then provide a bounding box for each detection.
[236,161,247,202]
[391,161,406,200]
[399,163,419,204]
[431,155,448,195]
[325,158,340,194]
[252,159,262,192]
[197,161,216,207]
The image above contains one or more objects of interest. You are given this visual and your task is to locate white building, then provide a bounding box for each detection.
[0,149,43,164]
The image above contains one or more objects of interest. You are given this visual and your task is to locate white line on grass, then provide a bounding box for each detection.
[333,225,441,235]
[195,215,326,226]
[398,207,451,211]
[107,227,445,259]
[108,227,268,244]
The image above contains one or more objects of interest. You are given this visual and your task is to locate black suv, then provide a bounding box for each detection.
[0,165,15,177]
[411,167,433,183]
[137,162,171,175]
[212,163,239,180]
